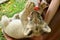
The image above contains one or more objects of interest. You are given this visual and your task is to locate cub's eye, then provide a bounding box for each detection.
[0,0,9,4]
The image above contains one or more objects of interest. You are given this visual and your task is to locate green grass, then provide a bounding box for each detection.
[0,0,26,40]
[0,31,6,40]
[0,0,26,19]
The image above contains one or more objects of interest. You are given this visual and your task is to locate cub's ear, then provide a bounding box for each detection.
[0,15,10,27]
[42,25,51,33]
[40,0,49,9]
[12,14,20,19]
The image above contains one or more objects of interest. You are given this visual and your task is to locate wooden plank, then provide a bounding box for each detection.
[43,7,60,40]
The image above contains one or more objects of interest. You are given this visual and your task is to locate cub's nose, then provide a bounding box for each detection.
[42,26,51,33]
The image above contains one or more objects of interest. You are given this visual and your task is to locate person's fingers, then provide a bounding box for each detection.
[4,34,13,40]
[31,35,43,40]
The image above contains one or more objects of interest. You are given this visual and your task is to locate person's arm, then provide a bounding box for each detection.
[44,0,59,24]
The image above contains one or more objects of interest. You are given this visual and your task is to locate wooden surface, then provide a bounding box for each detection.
[43,6,60,40]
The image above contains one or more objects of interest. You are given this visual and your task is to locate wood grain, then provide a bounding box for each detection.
[43,7,60,40]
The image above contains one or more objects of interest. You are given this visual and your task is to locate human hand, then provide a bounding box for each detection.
[4,34,43,40]
[4,33,13,40]
[31,35,43,40]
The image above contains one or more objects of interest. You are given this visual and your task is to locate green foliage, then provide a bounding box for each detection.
[0,0,26,19]
[0,31,6,40]
[0,0,26,40]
